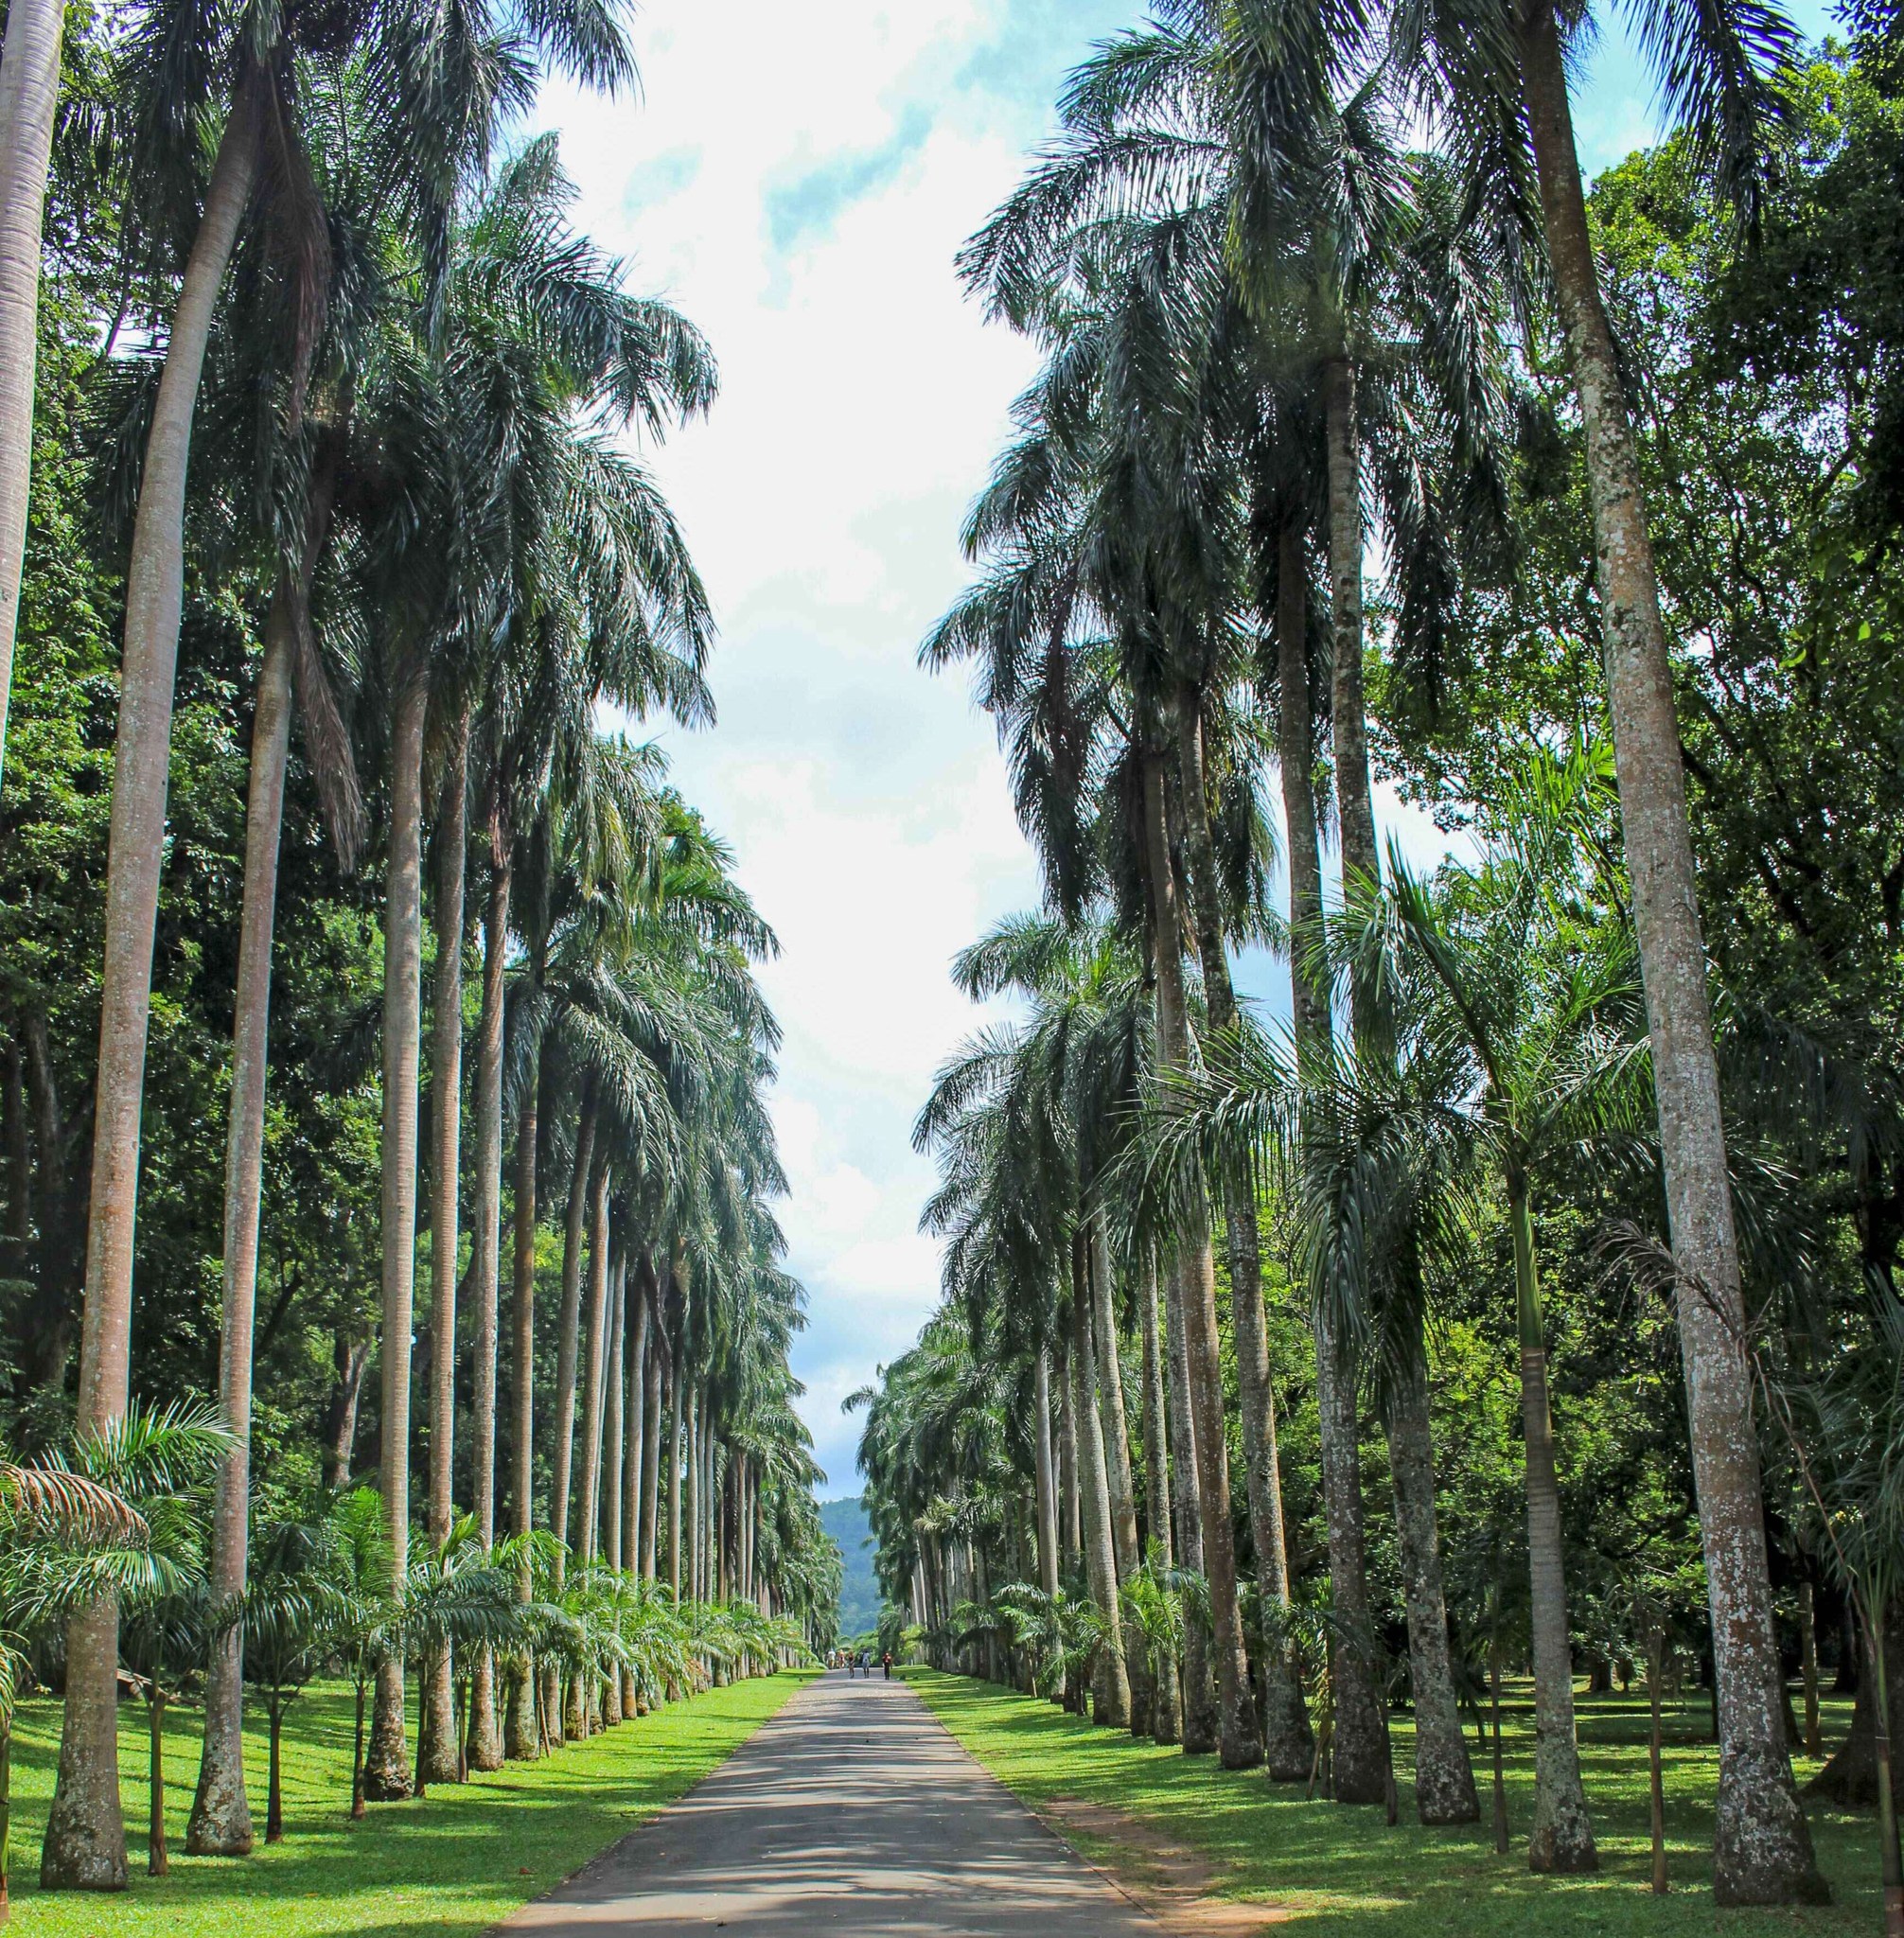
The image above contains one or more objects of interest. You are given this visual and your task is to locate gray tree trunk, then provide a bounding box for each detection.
[0,0,66,782]
[576,1172,612,1565]
[606,1256,626,1571]
[1089,1219,1148,1730]
[1164,1245,1218,1753]
[365,671,431,1804]
[1057,1339,1080,1577]
[667,1363,682,1600]
[640,1333,662,1582]
[550,1093,599,1579]
[43,94,262,1891]
[625,1277,648,1577]
[1072,1259,1130,1727]
[1143,748,1258,1769]
[1176,696,1311,1779]
[1515,14,1822,1908]
[467,819,509,1771]
[1385,1300,1478,1823]
[503,1046,541,1762]
[1511,1185,1595,1871]
[1033,1349,1059,1597]
[1138,1248,1182,1746]
[419,709,468,1788]
[185,610,293,1858]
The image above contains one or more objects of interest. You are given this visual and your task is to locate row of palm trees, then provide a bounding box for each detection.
[882,0,1832,1910]
[0,0,838,1897]
[3,1417,823,1915]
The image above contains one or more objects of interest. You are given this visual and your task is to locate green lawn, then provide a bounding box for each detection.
[906,1667,1882,1935]
[5,1668,813,1938]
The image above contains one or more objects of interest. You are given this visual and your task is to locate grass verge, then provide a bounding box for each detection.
[5,1668,814,1938]
[905,1666,1879,1935]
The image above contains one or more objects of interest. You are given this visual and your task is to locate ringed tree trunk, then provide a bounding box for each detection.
[419,707,468,1788]
[1071,1247,1131,1728]
[606,1261,626,1572]
[576,1171,612,1566]
[191,445,349,1849]
[467,805,510,1772]
[1176,696,1311,1779]
[0,0,67,782]
[1138,1248,1182,1747]
[550,1087,600,1577]
[640,1334,662,1581]
[1033,1349,1059,1597]
[1515,8,1823,1908]
[679,1356,694,1596]
[1288,503,1399,1809]
[1057,1343,1080,1578]
[1508,1179,1595,1872]
[624,1272,648,1577]
[1384,1296,1479,1823]
[1142,746,1259,1770]
[1089,1219,1148,1725]
[364,671,431,1806]
[185,610,292,1859]
[503,1037,543,1763]
[42,91,264,1894]
[1165,1234,1218,1752]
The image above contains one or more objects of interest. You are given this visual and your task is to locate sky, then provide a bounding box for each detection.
[541,0,1832,1496]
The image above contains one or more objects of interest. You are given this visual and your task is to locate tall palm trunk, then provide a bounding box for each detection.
[666,1362,682,1599]
[624,1277,647,1573]
[1057,1344,1080,1577]
[576,1173,611,1564]
[185,609,291,1859]
[1071,1246,1131,1727]
[1514,14,1821,1906]
[1137,1248,1182,1746]
[365,672,431,1804]
[1385,1293,1478,1823]
[1088,1222,1141,1578]
[1176,696,1311,1780]
[0,0,66,783]
[550,1089,599,1576]
[503,1044,543,1762]
[1089,1220,1149,1730]
[687,1388,702,1602]
[1284,510,1397,1807]
[1141,747,1258,1769]
[1033,1349,1059,1596]
[641,1340,662,1582]
[419,709,468,1788]
[1508,1177,1595,1871]
[1165,1239,1218,1752]
[467,812,510,1771]
[42,95,263,1892]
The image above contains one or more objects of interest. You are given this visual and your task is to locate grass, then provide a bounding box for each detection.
[4,1667,814,1938]
[905,1666,1882,1935]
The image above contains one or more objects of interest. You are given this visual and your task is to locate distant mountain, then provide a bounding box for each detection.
[820,1494,879,1640]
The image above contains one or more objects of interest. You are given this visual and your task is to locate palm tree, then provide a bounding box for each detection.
[29,1401,225,1893]
[1139,741,1652,1869]
[1368,0,1826,1893]
[241,1512,341,1842]
[1,1416,212,1919]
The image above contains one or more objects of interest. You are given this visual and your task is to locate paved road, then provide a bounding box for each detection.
[501,1671,1163,1935]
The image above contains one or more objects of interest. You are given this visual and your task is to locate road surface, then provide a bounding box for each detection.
[500,1671,1163,1935]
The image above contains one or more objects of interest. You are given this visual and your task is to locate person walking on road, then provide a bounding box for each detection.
[883,1652,892,1680]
